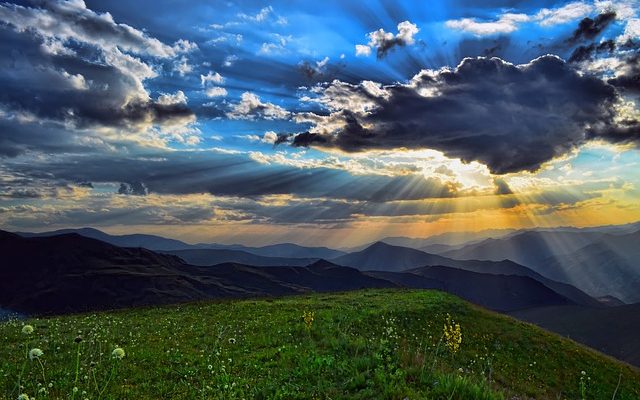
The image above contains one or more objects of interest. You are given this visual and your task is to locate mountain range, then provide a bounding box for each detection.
[4,225,640,366]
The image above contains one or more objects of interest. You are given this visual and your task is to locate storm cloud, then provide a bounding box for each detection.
[292,55,626,174]
[0,1,196,138]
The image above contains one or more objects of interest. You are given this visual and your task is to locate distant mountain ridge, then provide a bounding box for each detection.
[443,230,640,303]
[17,228,346,259]
[1,230,594,315]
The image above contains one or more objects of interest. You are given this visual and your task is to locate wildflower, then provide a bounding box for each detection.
[29,348,43,360]
[228,338,236,344]
[17,394,30,400]
[112,347,125,359]
[303,310,315,330]
[21,325,34,335]
[443,314,462,354]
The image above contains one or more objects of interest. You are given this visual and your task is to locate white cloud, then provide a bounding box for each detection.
[446,1,601,36]
[156,91,188,106]
[446,13,530,35]
[174,56,192,76]
[205,87,228,97]
[223,55,239,67]
[259,34,291,55]
[228,92,290,120]
[355,44,372,57]
[200,71,224,86]
[262,131,278,144]
[238,6,272,22]
[535,2,594,26]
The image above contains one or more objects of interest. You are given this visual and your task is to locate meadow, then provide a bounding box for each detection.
[1,289,639,399]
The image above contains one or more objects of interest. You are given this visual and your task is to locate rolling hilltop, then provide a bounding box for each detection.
[1,290,638,399]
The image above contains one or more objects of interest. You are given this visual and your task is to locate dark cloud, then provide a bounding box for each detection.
[493,178,513,195]
[118,182,148,196]
[293,55,622,174]
[2,150,459,203]
[0,2,198,140]
[607,53,640,93]
[568,12,617,44]
[568,39,616,63]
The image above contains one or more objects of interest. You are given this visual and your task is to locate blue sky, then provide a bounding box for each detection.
[0,0,639,245]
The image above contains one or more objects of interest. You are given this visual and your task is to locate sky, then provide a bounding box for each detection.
[0,0,639,247]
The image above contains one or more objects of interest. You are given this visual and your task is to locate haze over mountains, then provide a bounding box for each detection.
[5,222,640,366]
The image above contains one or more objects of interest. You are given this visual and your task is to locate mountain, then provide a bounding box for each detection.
[444,230,640,303]
[535,234,640,303]
[17,227,194,251]
[1,230,593,316]
[228,243,345,259]
[161,248,317,267]
[369,265,573,312]
[332,241,456,271]
[442,230,606,267]
[511,303,640,367]
[332,241,600,308]
[18,227,346,258]
[0,231,391,315]
[411,266,573,311]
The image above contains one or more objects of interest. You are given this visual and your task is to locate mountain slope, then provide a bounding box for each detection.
[0,231,390,315]
[161,248,317,267]
[332,241,457,271]
[1,290,639,400]
[511,303,640,367]
[443,230,605,266]
[18,227,194,251]
[446,230,640,303]
[409,265,573,312]
[332,241,600,307]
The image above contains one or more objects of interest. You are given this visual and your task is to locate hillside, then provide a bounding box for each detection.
[511,303,640,367]
[161,248,317,267]
[0,231,392,314]
[1,290,638,400]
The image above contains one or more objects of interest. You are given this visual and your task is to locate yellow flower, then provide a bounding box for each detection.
[303,310,315,330]
[21,325,34,335]
[443,314,462,354]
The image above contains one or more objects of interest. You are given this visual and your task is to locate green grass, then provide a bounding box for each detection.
[1,289,639,399]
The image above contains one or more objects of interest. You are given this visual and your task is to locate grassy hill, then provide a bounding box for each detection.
[1,289,639,400]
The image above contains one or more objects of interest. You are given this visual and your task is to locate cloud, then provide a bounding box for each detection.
[262,131,279,144]
[355,44,372,57]
[291,55,628,174]
[299,56,330,79]
[493,178,513,195]
[223,55,239,67]
[0,0,196,142]
[1,150,460,203]
[200,71,224,85]
[536,2,595,26]
[259,34,291,55]
[446,13,530,36]
[227,92,290,120]
[118,182,148,196]
[205,87,228,97]
[568,39,616,62]
[568,11,617,43]
[446,2,597,36]
[355,21,419,59]
[0,1,195,58]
